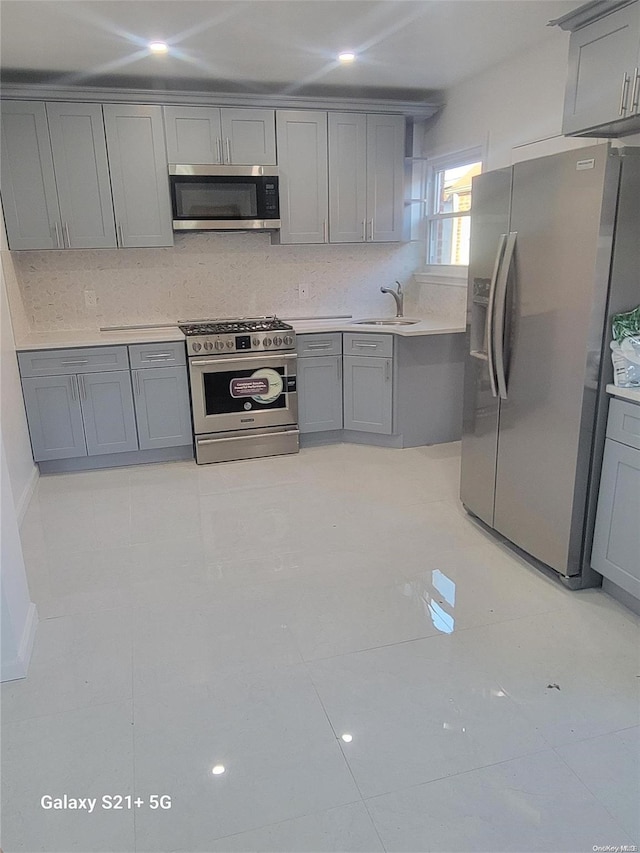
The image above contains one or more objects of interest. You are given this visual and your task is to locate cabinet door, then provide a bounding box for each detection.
[592,438,640,598]
[366,114,405,242]
[276,110,328,244]
[103,104,174,248]
[0,100,61,250]
[328,112,367,243]
[163,106,223,165]
[132,366,192,450]
[298,355,343,433]
[45,102,117,249]
[343,355,393,434]
[221,108,276,165]
[79,371,138,455]
[563,3,640,133]
[21,375,86,461]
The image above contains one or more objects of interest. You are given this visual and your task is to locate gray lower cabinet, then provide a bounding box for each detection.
[21,374,87,461]
[80,371,138,455]
[21,369,137,460]
[132,366,192,449]
[343,354,393,434]
[297,356,343,433]
[592,399,640,598]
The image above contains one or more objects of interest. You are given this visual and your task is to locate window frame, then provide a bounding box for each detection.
[423,146,483,278]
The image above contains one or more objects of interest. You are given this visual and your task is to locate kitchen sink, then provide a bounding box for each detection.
[351,318,420,326]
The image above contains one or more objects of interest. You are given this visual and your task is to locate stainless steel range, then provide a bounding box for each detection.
[179,317,298,464]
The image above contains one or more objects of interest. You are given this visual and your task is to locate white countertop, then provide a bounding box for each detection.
[286,317,465,336]
[606,383,640,405]
[15,326,186,351]
[15,317,465,351]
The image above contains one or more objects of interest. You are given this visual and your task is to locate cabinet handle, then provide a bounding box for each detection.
[54,221,62,249]
[216,138,223,164]
[306,343,331,350]
[362,220,367,242]
[62,359,89,365]
[369,219,374,241]
[355,342,377,348]
[225,137,232,164]
[78,374,87,400]
[142,353,173,360]
[619,72,631,115]
[63,221,71,249]
[632,67,640,113]
[134,371,141,395]
[70,375,78,401]
[337,358,342,381]
[385,359,391,382]
[117,223,124,247]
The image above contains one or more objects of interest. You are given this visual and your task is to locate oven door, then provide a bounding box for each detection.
[189,352,297,434]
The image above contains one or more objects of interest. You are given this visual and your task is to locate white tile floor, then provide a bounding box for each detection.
[2,442,639,853]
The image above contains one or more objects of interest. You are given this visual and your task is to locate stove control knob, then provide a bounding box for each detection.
[274,336,283,347]
[264,337,273,347]
[252,337,261,348]
[215,341,225,351]
[192,342,202,352]
[203,341,213,351]
[226,340,234,349]
[283,335,293,346]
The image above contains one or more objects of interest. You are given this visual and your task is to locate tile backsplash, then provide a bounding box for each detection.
[9,231,465,333]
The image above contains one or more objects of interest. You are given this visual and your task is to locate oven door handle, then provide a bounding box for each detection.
[197,430,299,446]
[190,354,297,367]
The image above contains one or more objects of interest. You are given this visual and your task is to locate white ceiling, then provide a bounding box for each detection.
[0,0,582,99]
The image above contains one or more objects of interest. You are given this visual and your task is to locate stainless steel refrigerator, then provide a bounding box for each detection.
[460,143,640,588]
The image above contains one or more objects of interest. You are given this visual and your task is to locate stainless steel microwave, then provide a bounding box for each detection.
[169,165,280,231]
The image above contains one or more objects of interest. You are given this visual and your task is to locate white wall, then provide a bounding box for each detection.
[1,226,38,516]
[422,31,640,168]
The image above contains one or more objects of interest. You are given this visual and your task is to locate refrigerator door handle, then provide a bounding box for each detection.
[494,231,517,400]
[486,233,507,398]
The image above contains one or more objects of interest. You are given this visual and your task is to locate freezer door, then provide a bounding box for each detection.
[460,168,512,526]
[492,145,619,575]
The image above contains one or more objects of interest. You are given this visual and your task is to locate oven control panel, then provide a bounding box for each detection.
[189,333,295,355]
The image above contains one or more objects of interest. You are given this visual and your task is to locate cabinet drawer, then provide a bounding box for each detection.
[607,398,640,451]
[129,341,186,369]
[18,346,129,377]
[343,332,393,358]
[297,333,342,357]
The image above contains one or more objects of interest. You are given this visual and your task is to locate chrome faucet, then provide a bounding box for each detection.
[380,281,404,317]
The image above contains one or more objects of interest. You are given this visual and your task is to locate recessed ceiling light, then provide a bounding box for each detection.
[338,52,356,63]
[211,764,225,775]
[148,41,169,54]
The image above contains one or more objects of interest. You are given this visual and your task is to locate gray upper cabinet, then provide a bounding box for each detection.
[103,104,174,248]
[164,106,276,165]
[276,110,329,244]
[366,114,405,242]
[45,102,117,249]
[328,112,367,243]
[343,354,393,434]
[21,374,87,461]
[133,365,192,450]
[0,100,62,250]
[80,370,138,455]
[560,0,640,136]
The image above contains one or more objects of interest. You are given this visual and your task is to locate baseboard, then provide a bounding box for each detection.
[1,601,38,683]
[16,465,38,527]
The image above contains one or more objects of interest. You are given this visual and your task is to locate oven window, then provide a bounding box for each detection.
[173,181,258,219]
[203,367,287,415]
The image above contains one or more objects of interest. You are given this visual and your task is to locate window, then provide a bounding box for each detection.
[426,151,482,267]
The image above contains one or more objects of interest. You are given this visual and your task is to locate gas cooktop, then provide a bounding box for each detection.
[179,317,293,336]
[179,316,296,355]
